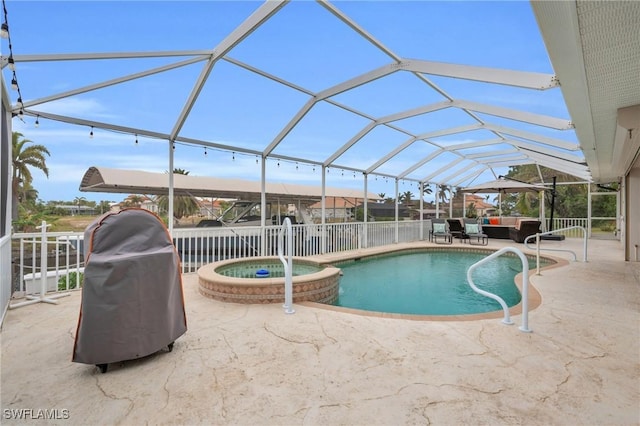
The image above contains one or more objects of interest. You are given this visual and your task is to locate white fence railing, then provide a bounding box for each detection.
[546,218,588,237]
[8,217,593,299]
[8,220,421,291]
[11,230,85,294]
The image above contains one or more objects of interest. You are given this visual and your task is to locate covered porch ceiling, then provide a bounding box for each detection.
[2,1,639,189]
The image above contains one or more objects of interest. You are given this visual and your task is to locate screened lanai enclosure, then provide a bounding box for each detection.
[1,1,640,318]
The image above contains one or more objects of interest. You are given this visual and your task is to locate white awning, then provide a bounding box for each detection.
[80,166,381,202]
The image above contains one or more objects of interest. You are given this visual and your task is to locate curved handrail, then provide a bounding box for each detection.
[466,246,531,333]
[278,217,295,314]
[524,226,587,274]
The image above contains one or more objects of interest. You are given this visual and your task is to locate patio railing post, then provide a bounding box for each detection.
[9,221,70,310]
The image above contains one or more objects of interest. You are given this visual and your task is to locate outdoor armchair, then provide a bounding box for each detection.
[446,218,466,240]
[463,218,488,245]
[430,218,452,244]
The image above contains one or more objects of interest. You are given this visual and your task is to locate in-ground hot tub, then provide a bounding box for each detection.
[198,257,340,304]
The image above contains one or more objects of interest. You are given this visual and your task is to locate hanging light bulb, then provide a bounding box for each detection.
[35,115,39,128]
[134,134,138,145]
[232,151,235,161]
[8,55,15,71]
[89,126,94,139]
[1,23,9,39]
[255,155,258,165]
[11,76,18,91]
[204,147,208,156]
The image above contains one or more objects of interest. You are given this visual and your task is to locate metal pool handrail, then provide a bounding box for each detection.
[524,226,587,275]
[466,247,531,333]
[278,217,295,314]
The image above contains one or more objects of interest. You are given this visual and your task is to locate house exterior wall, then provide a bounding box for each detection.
[625,164,640,261]
[1,89,13,324]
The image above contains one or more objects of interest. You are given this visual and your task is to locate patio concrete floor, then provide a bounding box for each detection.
[1,238,638,425]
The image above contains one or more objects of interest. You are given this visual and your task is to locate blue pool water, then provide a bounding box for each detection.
[217,261,322,278]
[334,250,537,315]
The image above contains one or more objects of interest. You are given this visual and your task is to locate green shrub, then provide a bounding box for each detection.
[58,272,84,291]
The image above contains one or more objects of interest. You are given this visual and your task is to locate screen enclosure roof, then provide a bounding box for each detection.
[2,1,639,192]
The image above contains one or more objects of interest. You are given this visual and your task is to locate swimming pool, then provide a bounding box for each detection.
[332,249,540,316]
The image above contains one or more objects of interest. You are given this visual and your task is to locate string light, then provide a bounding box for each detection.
[125,138,321,175]
[34,115,39,127]
[89,126,94,138]
[3,1,28,120]
[232,151,235,161]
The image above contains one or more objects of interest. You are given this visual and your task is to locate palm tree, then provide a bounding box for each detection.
[422,183,433,197]
[129,195,144,207]
[399,190,414,206]
[73,196,87,215]
[12,132,50,220]
[437,185,450,203]
[98,200,112,214]
[156,169,199,219]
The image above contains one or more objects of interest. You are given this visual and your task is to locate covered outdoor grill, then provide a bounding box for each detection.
[72,209,187,373]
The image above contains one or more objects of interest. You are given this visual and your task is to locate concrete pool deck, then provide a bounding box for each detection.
[1,238,639,425]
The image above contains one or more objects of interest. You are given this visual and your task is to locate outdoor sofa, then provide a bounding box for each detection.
[480,217,539,240]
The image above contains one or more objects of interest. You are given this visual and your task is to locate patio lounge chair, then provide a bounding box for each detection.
[509,220,542,243]
[446,218,467,241]
[463,218,488,246]
[430,218,452,244]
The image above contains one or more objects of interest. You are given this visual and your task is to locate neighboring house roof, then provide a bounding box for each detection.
[464,194,494,210]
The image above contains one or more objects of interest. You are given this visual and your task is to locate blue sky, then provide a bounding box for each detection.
[2,1,574,203]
